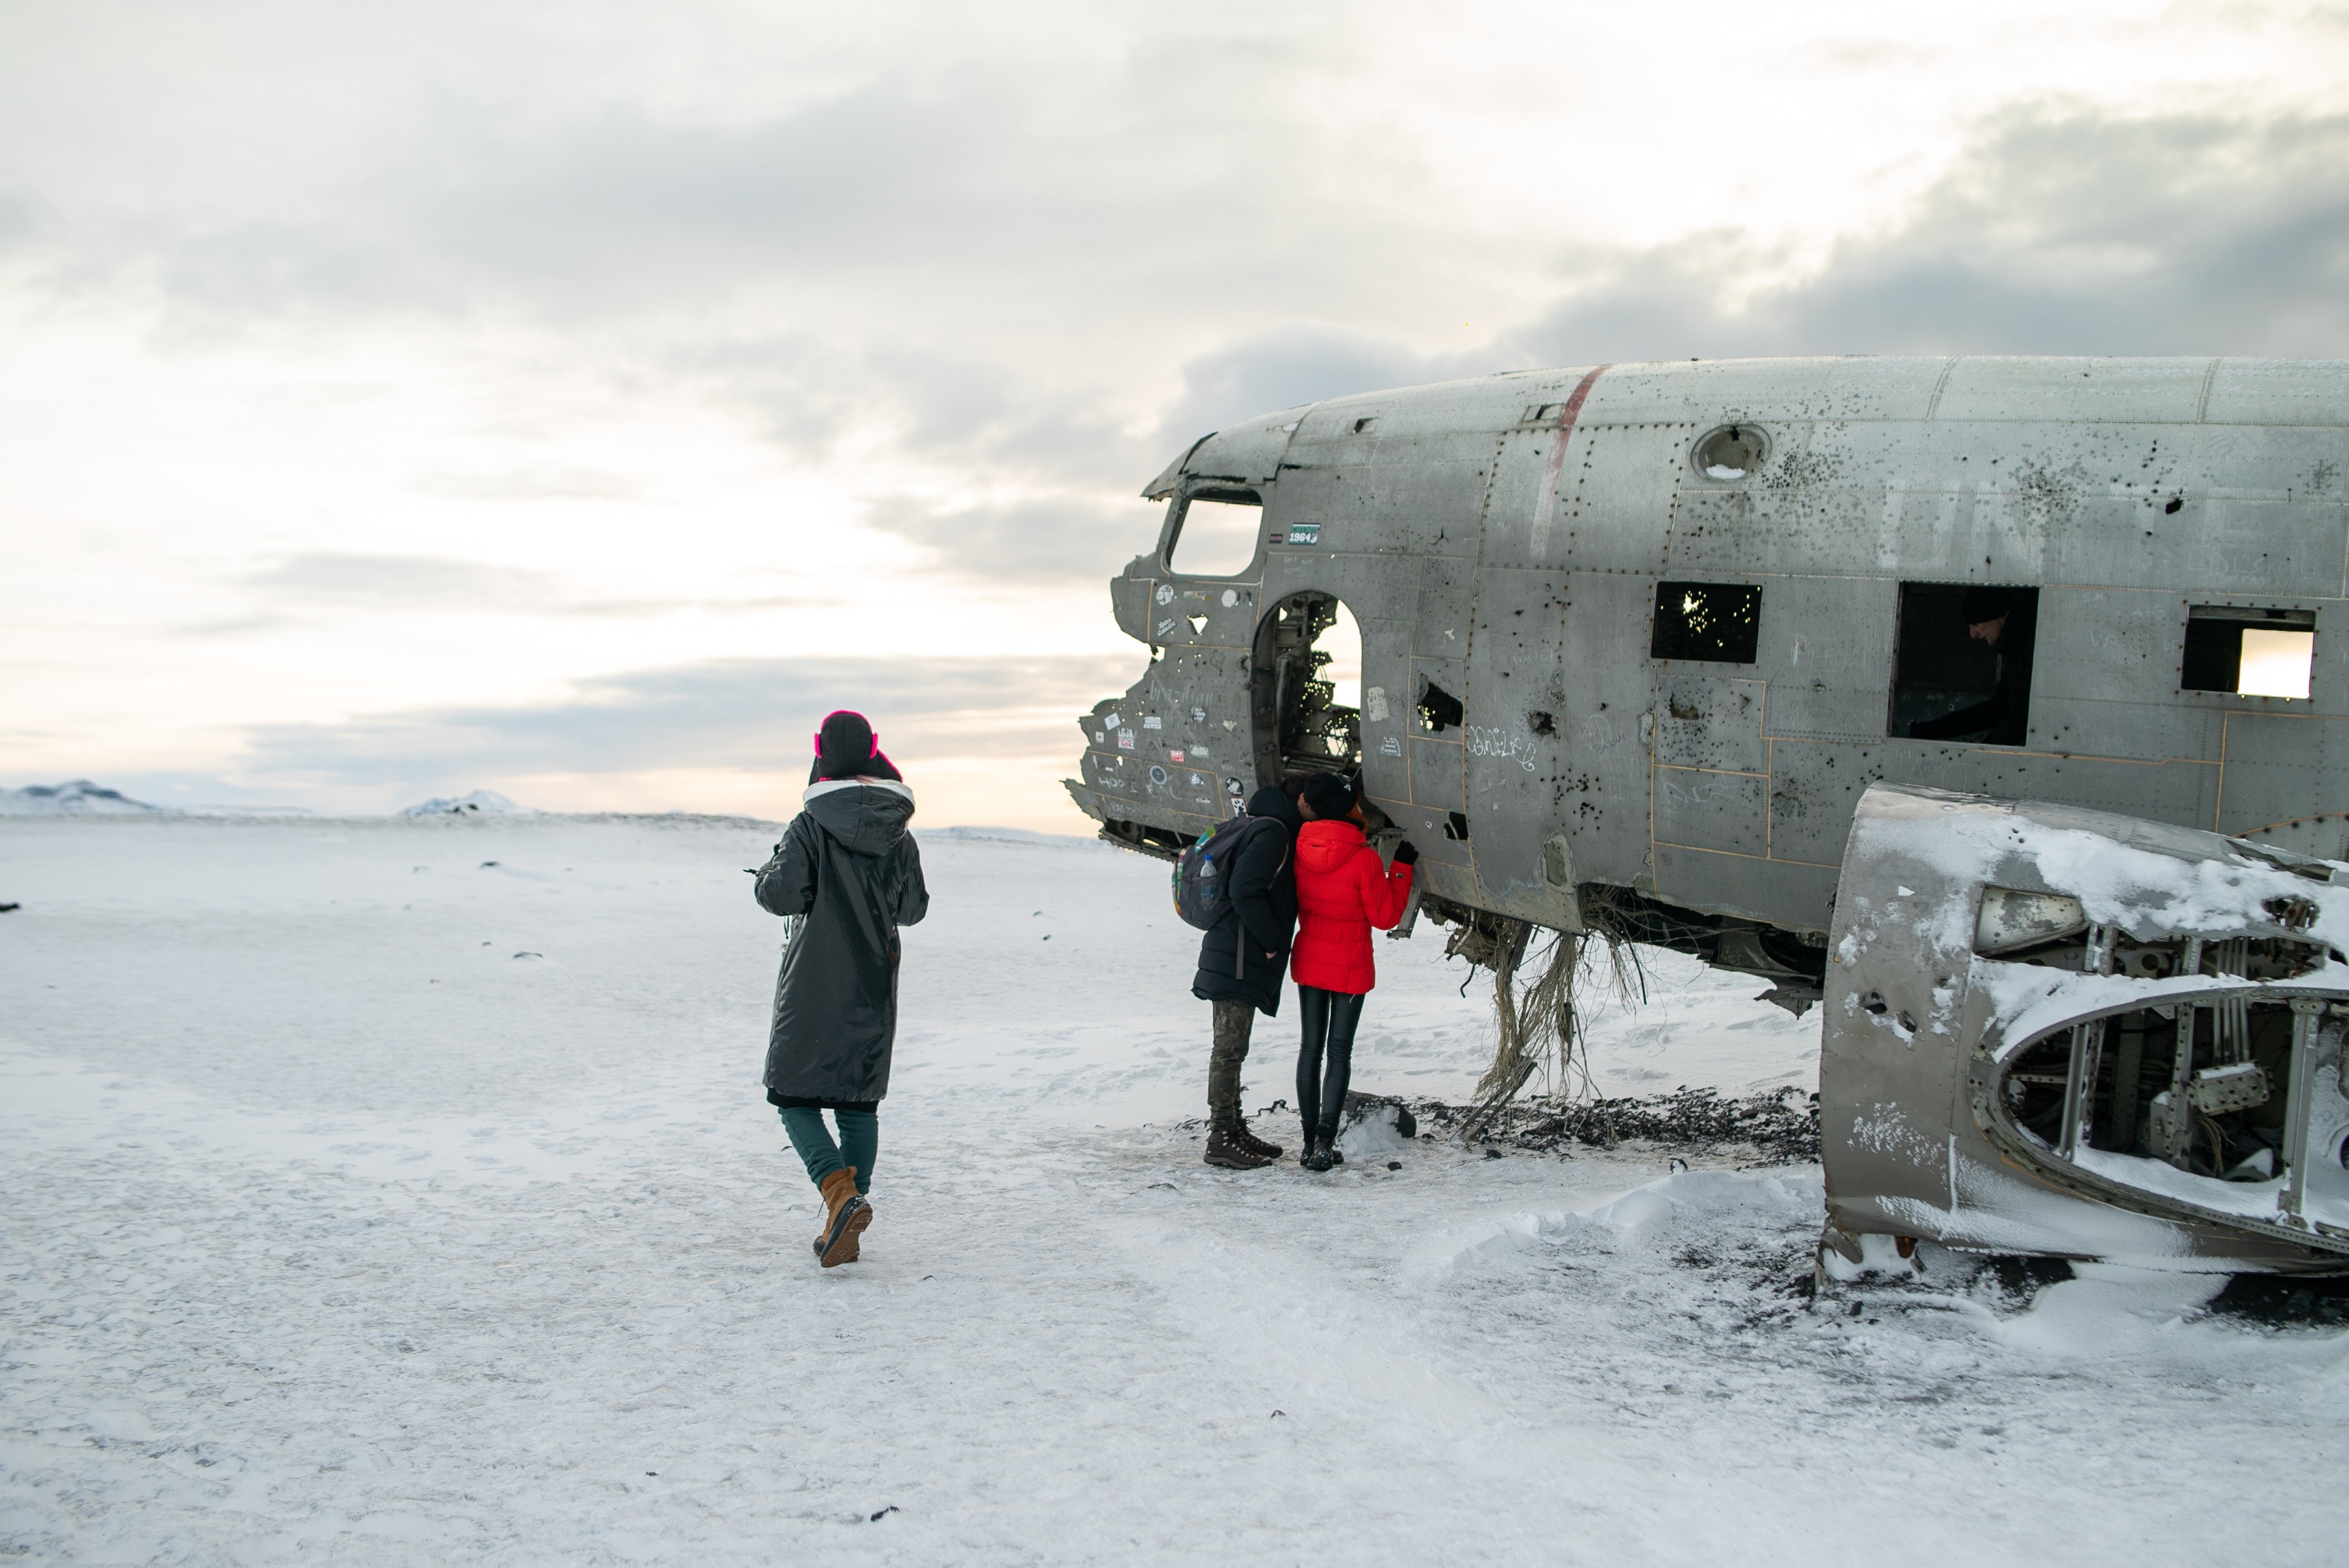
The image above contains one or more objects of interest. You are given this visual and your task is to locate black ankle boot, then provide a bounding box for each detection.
[1300,1135,1333,1173]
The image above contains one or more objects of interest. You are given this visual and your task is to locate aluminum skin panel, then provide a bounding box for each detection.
[1653,677,1766,773]
[1766,740,2219,873]
[1559,423,1689,576]
[1652,766,1768,857]
[1465,565,1574,924]
[1932,356,2214,424]
[1653,845,1838,934]
[1556,571,1657,892]
[2219,712,2349,843]
[1752,575,1896,744]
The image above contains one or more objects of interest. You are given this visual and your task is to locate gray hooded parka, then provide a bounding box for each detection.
[756,778,929,1103]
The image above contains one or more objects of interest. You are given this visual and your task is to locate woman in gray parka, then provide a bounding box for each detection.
[755,709,929,1267]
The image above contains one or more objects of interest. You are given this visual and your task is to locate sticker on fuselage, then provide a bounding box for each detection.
[1285,522,1322,546]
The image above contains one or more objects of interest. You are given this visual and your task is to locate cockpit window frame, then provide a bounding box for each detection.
[1157,483,1268,581]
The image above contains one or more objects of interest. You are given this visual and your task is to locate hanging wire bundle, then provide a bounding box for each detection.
[1449,907,1649,1141]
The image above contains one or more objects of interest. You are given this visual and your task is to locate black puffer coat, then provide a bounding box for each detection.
[1190,785,1301,1016]
[756,779,929,1103]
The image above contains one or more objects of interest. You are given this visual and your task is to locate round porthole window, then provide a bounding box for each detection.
[1692,424,1768,481]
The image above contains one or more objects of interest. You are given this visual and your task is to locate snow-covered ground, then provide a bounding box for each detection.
[2,816,2343,1565]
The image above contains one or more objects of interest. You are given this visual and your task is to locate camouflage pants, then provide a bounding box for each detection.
[1207,1000,1256,1130]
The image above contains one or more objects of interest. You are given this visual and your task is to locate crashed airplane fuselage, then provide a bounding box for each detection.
[1066,355,2349,1272]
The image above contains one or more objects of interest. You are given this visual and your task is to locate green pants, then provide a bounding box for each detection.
[1208,998,1255,1131]
[779,1106,878,1195]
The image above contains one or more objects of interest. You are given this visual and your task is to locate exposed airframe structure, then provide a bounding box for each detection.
[1066,356,2349,1272]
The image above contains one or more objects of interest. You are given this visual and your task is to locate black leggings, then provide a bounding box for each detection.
[1296,985,1366,1138]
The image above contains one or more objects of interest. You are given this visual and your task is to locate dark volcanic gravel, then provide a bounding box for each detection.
[1412,1085,1821,1166]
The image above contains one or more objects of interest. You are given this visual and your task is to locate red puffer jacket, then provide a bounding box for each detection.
[1290,819,1415,995]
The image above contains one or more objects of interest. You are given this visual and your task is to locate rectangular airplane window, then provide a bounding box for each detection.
[1892,582,2039,745]
[2181,606,2316,698]
[1165,489,1262,576]
[1649,582,1761,664]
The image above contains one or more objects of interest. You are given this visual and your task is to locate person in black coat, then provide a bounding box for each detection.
[754,709,929,1267]
[1910,586,2038,745]
[1192,781,1304,1169]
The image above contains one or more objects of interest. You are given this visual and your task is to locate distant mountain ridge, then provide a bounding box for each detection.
[398,790,535,817]
[0,780,167,816]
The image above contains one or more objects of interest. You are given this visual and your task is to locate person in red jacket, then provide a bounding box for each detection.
[1289,773,1419,1172]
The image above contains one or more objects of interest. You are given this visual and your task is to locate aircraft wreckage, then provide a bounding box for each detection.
[1066,355,2349,1274]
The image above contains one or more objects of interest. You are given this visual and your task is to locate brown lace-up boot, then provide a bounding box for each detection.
[1235,1122,1284,1162]
[814,1166,871,1267]
[1203,1125,1273,1169]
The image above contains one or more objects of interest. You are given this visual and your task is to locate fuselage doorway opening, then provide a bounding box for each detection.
[1252,591,1362,790]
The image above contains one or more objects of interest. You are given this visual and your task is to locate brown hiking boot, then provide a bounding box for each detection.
[1236,1123,1285,1162]
[814,1166,871,1267]
[1203,1126,1273,1170]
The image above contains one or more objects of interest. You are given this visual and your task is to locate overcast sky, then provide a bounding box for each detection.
[6,2,2349,828]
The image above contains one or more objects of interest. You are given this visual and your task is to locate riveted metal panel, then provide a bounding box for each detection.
[1560,423,1688,575]
[2206,359,2349,425]
[1933,356,2214,423]
[2028,589,2224,759]
[1767,738,2221,872]
[1755,575,1896,743]
[1556,571,1656,891]
[1654,766,1768,856]
[1465,565,1573,923]
[1355,616,1413,809]
[1652,676,1766,773]
[1475,427,1571,568]
[2218,712,2349,839]
[1409,735,1464,812]
[1652,843,1838,931]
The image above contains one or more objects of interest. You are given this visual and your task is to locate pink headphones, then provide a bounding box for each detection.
[813,718,879,758]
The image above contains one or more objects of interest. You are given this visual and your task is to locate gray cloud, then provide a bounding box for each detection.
[954,104,2349,589]
[1514,107,2349,362]
[220,552,830,624]
[861,493,1156,583]
[233,652,1135,790]
[1153,321,1479,448]
[1149,106,2349,454]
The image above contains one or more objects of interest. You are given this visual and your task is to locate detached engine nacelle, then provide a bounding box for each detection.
[1823,781,2349,1273]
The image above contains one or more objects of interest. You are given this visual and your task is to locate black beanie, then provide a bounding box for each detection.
[1960,586,2016,626]
[810,709,903,784]
[1302,773,1357,818]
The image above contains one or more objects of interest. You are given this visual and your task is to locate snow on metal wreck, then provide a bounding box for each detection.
[1824,783,2349,1273]
[1066,355,2349,1271]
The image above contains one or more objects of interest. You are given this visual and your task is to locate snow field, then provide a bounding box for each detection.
[2,817,2344,1564]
